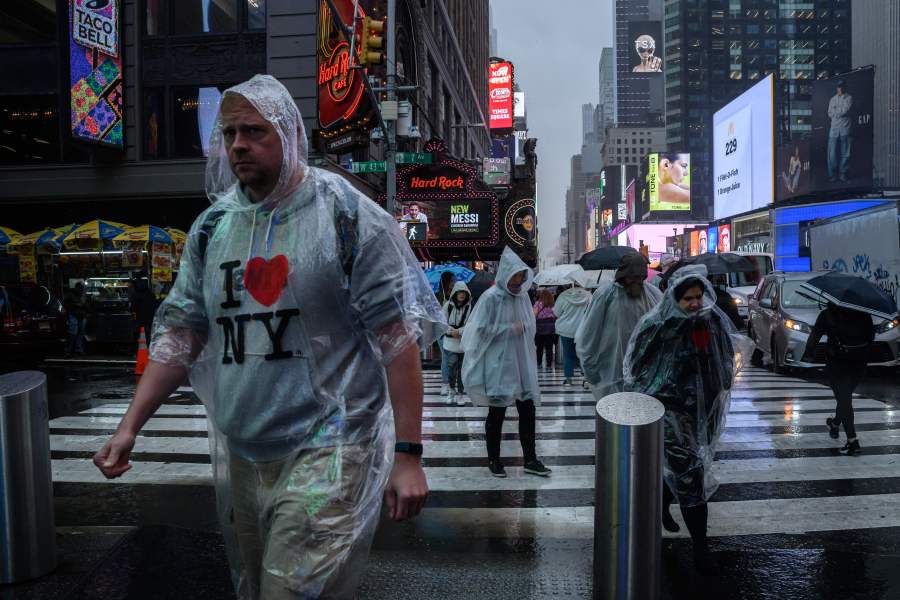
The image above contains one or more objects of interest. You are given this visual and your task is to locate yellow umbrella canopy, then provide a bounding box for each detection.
[62,220,130,249]
[166,228,187,243]
[113,225,174,245]
[8,228,58,248]
[0,226,21,245]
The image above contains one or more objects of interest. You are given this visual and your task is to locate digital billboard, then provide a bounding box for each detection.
[776,138,813,201]
[810,68,874,193]
[69,0,124,149]
[718,224,732,253]
[399,199,493,241]
[489,62,514,130]
[713,75,775,220]
[647,153,691,212]
[627,21,663,74]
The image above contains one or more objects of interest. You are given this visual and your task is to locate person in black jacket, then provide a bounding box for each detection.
[803,304,875,455]
[130,278,159,342]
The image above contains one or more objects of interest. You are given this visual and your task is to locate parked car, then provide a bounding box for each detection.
[0,283,67,358]
[725,252,774,324]
[747,271,900,372]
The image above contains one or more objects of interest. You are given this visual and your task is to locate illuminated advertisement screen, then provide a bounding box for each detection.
[707,226,719,254]
[718,224,732,253]
[713,75,774,220]
[698,228,708,254]
[69,0,123,149]
[398,199,493,241]
[647,153,691,212]
[690,230,700,256]
[489,62,514,129]
[627,21,663,74]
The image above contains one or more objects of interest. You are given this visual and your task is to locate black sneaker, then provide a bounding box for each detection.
[839,439,861,456]
[826,418,840,439]
[523,460,552,477]
[488,460,507,478]
[662,506,680,533]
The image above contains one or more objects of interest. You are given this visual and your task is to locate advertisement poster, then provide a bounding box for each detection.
[809,68,874,195]
[488,62,514,130]
[690,230,700,256]
[513,92,525,118]
[776,138,813,202]
[648,152,691,212]
[627,21,663,74]
[151,241,173,283]
[713,75,774,220]
[121,242,144,268]
[69,0,124,149]
[505,198,537,246]
[18,253,37,283]
[698,229,708,254]
[718,224,732,253]
[398,200,493,241]
[707,226,719,254]
[625,179,636,223]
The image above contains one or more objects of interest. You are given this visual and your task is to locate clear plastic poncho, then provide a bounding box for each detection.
[574,281,662,397]
[461,247,541,407]
[623,265,752,507]
[553,285,593,339]
[148,75,446,599]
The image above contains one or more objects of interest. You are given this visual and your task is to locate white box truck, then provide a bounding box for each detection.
[809,201,900,307]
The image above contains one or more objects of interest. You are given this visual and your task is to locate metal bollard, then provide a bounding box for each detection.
[0,371,57,584]
[593,392,665,600]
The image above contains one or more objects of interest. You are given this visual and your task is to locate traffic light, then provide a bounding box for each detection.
[360,16,385,66]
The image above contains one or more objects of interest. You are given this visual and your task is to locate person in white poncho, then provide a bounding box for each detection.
[92,75,446,599]
[553,277,592,385]
[462,247,551,479]
[575,253,663,398]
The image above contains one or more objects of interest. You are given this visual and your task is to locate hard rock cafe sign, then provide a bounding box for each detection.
[318,1,375,143]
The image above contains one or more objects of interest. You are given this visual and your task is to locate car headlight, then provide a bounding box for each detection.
[784,319,812,334]
[732,297,743,306]
[877,318,900,334]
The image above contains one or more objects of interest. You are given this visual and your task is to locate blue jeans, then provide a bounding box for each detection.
[67,315,85,354]
[828,133,851,180]
[560,336,577,379]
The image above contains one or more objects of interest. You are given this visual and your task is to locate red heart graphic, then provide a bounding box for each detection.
[244,255,289,307]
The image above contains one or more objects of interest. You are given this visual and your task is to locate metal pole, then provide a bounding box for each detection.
[593,392,664,600]
[384,0,397,217]
[0,371,57,583]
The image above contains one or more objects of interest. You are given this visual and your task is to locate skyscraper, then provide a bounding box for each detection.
[615,0,665,127]
[853,0,900,189]
[582,103,597,145]
[599,46,616,131]
[665,0,853,217]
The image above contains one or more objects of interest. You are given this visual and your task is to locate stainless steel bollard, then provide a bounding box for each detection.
[593,392,665,600]
[0,371,57,584]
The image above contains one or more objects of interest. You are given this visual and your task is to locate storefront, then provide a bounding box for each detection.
[732,210,771,254]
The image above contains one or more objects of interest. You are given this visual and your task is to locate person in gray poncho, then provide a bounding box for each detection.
[92,75,446,599]
[624,265,746,575]
[575,253,662,398]
[462,247,551,479]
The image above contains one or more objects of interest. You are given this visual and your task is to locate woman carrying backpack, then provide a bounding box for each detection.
[442,281,473,406]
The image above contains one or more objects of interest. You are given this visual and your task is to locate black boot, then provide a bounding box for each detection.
[681,503,717,575]
[662,486,680,533]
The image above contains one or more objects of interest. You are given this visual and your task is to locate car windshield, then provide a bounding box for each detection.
[728,255,773,287]
[3,285,57,314]
[781,281,820,308]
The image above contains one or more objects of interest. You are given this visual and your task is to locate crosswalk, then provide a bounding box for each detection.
[50,367,900,540]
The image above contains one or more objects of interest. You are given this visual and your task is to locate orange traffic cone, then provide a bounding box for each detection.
[135,327,149,377]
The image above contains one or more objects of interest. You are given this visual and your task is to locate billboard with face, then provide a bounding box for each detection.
[489,61,514,130]
[647,153,691,212]
[628,21,663,74]
[713,75,775,220]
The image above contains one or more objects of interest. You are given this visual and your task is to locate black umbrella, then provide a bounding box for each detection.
[681,252,758,275]
[799,272,899,321]
[466,270,495,302]
[576,246,640,271]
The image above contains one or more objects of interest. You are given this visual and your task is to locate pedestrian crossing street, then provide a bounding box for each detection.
[49,368,900,540]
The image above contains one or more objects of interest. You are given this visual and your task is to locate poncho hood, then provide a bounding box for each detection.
[495,247,533,297]
[448,280,472,306]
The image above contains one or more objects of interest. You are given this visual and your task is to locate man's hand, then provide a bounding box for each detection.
[649,56,662,71]
[93,431,136,479]
[384,453,428,521]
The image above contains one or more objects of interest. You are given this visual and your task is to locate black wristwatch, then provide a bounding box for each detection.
[394,442,424,456]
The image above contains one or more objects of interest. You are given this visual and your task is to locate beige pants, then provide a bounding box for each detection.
[228,445,378,599]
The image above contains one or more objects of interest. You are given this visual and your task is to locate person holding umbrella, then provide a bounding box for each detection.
[798,273,896,455]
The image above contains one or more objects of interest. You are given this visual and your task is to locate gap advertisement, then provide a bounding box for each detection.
[713,75,774,220]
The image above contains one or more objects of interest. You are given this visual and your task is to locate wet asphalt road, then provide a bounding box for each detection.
[1,359,899,599]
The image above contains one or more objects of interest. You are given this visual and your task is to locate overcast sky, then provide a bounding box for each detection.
[490,0,613,261]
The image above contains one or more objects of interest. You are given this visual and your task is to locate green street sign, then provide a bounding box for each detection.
[351,161,386,174]
[396,152,433,164]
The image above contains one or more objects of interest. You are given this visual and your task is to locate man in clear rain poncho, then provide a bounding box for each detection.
[92,75,446,599]
[461,247,551,479]
[623,265,750,574]
[574,253,663,398]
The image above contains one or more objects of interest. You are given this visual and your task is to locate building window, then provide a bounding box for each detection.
[0,95,60,164]
[247,0,266,30]
[0,1,57,42]
[143,88,165,159]
[172,0,239,34]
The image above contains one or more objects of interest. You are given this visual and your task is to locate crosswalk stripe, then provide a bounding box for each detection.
[50,366,898,541]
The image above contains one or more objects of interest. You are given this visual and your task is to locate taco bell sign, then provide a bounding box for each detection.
[488,61,514,130]
[72,0,118,57]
